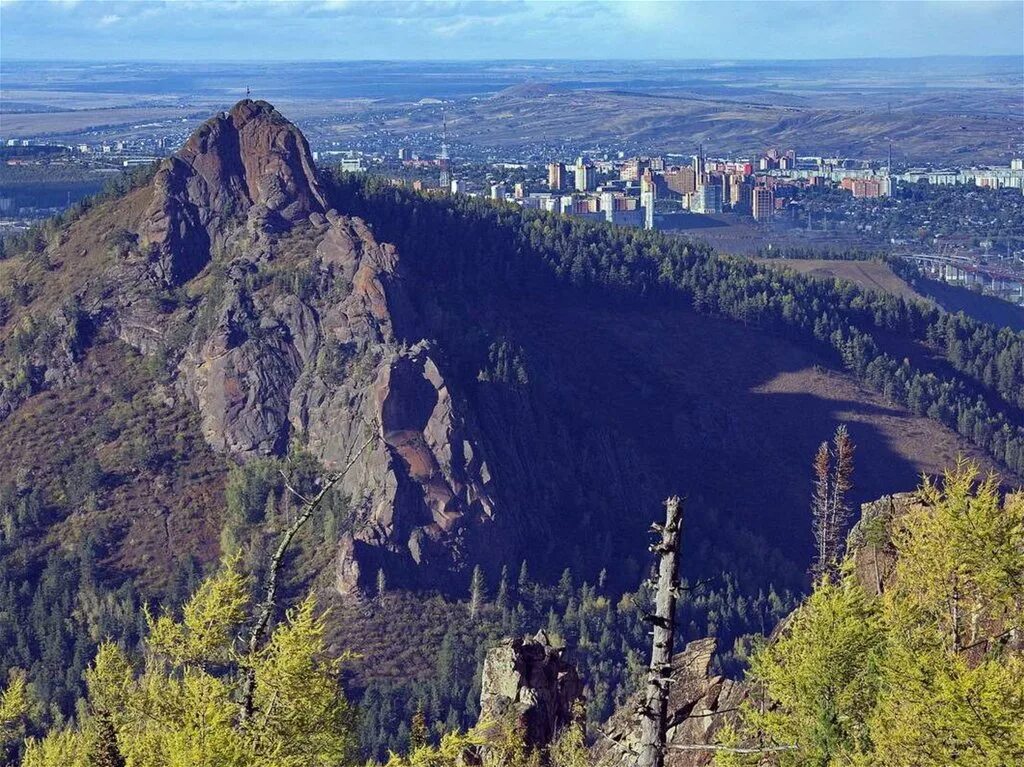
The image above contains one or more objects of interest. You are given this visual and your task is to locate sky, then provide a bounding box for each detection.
[1,0,1022,62]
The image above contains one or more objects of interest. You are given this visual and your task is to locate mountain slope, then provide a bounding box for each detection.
[1,102,1021,739]
[2,99,1015,589]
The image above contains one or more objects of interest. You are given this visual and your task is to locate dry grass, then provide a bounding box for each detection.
[757,259,925,303]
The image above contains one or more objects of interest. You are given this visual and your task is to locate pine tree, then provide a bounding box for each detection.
[517,560,530,596]
[496,565,510,612]
[557,568,574,606]
[469,566,486,620]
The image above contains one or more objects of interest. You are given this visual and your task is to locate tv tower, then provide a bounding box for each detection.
[438,110,452,191]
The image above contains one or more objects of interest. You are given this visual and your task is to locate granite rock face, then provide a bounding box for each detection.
[479,631,585,750]
[140,99,327,286]
[591,637,748,767]
[845,492,914,597]
[173,206,497,589]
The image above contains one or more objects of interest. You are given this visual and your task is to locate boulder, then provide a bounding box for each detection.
[479,631,584,750]
[591,638,749,767]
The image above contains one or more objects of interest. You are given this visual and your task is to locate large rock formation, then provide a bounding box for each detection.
[140,99,327,286]
[3,98,1011,601]
[478,631,585,750]
[845,492,911,597]
[591,638,748,767]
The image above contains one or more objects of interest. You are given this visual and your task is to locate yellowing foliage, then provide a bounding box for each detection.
[21,559,357,767]
[719,461,1024,767]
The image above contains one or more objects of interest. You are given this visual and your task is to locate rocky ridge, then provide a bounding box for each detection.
[0,99,497,590]
[1,99,1008,599]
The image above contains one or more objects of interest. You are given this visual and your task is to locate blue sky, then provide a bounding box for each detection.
[1,0,1022,61]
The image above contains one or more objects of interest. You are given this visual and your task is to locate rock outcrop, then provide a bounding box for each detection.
[845,492,912,596]
[140,99,326,286]
[478,631,584,750]
[592,637,748,767]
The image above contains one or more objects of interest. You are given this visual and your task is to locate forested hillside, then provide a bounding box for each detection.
[329,174,1024,478]
[0,102,1022,763]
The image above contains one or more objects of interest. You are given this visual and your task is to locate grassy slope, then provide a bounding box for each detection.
[759,257,1024,332]
[757,259,923,302]
[0,333,227,591]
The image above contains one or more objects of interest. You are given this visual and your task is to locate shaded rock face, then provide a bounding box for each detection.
[592,638,748,767]
[479,631,584,750]
[174,208,497,588]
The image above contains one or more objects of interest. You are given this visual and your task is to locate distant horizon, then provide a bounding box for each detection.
[3,54,1023,65]
[2,1,1022,62]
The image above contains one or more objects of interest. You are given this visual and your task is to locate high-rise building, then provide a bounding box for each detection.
[574,158,596,192]
[752,186,774,221]
[664,166,696,195]
[451,179,466,194]
[731,178,753,211]
[438,114,451,191]
[692,145,705,183]
[490,183,506,201]
[548,162,565,191]
[640,169,657,229]
[845,178,884,198]
[514,182,527,199]
[692,181,723,214]
[398,148,409,161]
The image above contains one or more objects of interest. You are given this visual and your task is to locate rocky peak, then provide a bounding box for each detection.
[178,99,327,223]
[141,99,326,286]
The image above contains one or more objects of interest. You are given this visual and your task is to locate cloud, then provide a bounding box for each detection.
[97,13,121,26]
[297,0,528,20]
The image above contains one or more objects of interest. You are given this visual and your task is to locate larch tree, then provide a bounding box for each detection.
[810,424,855,583]
[21,559,359,767]
[719,460,1024,767]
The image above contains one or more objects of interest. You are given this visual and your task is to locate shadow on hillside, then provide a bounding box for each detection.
[919,278,1024,332]
[420,291,948,592]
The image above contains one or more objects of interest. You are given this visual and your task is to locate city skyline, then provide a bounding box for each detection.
[1,0,1022,62]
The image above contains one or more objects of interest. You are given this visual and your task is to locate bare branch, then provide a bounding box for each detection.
[277,469,312,505]
[239,428,378,722]
[666,744,797,754]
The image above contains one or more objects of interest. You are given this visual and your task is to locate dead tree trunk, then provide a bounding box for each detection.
[638,496,684,767]
[239,431,376,723]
